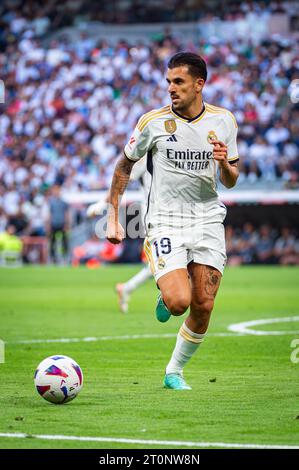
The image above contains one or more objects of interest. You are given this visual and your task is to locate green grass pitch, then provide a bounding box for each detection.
[0,265,298,449]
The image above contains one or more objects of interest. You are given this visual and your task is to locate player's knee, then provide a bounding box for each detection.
[165,293,190,315]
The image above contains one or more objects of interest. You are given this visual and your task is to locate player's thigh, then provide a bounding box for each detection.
[157,268,191,314]
[144,233,191,313]
[144,233,188,283]
[188,262,222,312]
[192,221,227,275]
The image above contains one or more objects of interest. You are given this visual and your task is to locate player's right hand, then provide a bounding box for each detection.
[106,221,125,244]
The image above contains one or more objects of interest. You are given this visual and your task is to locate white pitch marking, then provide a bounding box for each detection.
[229,316,299,336]
[8,316,299,345]
[0,432,298,449]
[10,332,240,345]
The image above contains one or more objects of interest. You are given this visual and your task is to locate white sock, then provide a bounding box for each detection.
[165,322,205,375]
[123,264,152,294]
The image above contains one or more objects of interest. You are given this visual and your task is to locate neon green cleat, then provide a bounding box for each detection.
[155,294,171,323]
[163,373,192,390]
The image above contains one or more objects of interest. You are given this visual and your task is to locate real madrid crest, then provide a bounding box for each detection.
[207,130,218,143]
[158,257,166,270]
[164,119,177,134]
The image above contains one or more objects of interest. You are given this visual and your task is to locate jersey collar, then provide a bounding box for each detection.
[170,103,206,123]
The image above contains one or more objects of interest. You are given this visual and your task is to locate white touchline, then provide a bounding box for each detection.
[229,316,299,336]
[10,332,240,345]
[0,433,298,449]
[7,316,299,345]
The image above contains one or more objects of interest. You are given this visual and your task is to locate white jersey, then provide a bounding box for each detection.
[124,103,238,231]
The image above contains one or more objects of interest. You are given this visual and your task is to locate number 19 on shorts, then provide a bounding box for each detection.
[153,237,172,257]
[144,236,173,276]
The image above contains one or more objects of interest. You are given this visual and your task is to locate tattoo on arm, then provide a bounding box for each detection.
[204,267,221,298]
[108,154,135,212]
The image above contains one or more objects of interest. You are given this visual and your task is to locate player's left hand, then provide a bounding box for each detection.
[211,140,228,165]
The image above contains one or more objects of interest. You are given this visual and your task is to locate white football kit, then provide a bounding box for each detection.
[124,103,239,281]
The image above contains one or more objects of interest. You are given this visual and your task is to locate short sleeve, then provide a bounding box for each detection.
[225,113,239,164]
[124,122,153,162]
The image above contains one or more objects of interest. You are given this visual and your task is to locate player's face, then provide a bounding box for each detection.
[166,66,204,113]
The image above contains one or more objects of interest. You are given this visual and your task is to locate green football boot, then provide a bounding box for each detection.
[163,373,192,390]
[155,294,171,323]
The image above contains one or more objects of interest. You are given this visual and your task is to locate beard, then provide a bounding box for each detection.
[171,94,194,113]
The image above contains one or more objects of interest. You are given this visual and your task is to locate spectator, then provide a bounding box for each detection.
[0,4,298,211]
[22,193,49,236]
[226,224,299,266]
[0,224,23,265]
[274,227,299,265]
[47,184,71,263]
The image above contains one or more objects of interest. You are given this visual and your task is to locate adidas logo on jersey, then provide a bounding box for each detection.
[166,135,178,142]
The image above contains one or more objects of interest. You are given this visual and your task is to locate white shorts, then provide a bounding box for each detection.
[144,203,227,282]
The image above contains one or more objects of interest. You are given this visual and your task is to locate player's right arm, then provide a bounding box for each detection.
[106,155,136,244]
[106,116,153,244]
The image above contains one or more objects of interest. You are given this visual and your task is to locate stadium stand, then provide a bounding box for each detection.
[0,0,298,264]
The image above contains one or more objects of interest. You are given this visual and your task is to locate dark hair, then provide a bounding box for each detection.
[168,52,207,81]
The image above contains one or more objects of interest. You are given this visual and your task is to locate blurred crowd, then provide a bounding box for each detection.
[0,0,299,265]
[0,0,297,28]
[226,224,299,265]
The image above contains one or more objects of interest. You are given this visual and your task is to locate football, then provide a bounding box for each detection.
[34,355,83,404]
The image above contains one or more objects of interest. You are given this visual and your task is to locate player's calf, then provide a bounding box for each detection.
[187,298,214,333]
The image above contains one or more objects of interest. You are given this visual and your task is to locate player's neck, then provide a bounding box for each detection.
[172,97,204,121]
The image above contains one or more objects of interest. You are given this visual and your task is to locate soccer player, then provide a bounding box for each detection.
[106,52,239,390]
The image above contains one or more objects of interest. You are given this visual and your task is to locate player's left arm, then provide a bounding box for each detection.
[212,113,239,189]
[212,140,239,188]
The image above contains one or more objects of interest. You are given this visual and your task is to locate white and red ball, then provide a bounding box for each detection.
[34,355,83,404]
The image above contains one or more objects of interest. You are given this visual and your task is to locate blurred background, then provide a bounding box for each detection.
[0,0,299,268]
